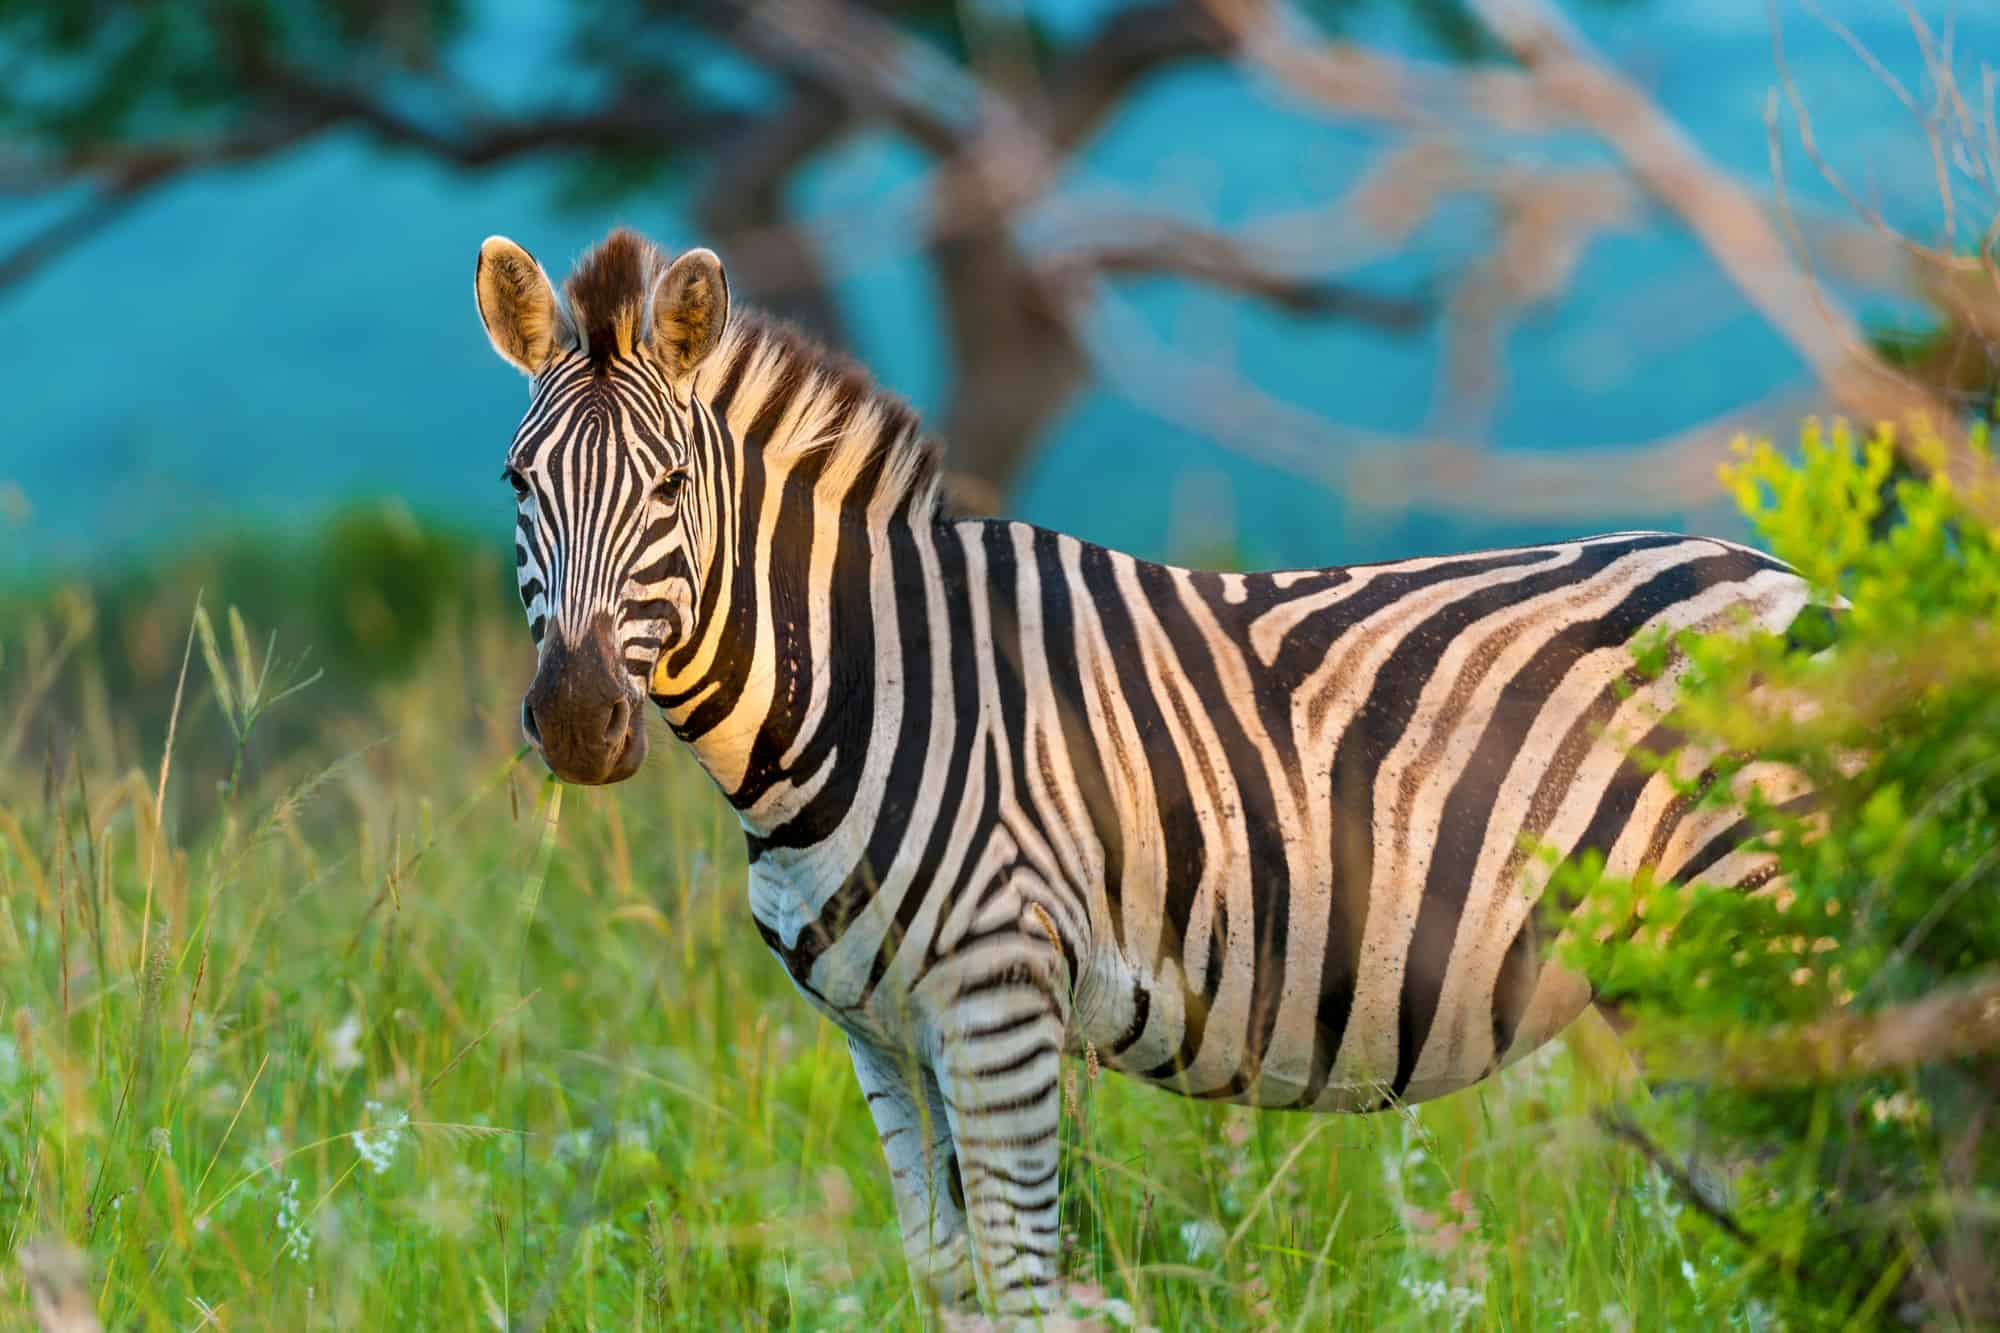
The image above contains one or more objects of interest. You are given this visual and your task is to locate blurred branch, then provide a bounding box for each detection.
[1597,1113,1772,1259]
[1082,266,1819,519]
[0,189,155,296]
[1196,0,2000,514]
[1040,215,1431,326]
[256,69,748,168]
[0,120,330,295]
[691,0,1445,499]
[1043,1,1238,149]
[718,0,997,158]
[0,69,745,297]
[1202,0,1555,129]
[1349,386,1822,518]
[1466,0,2000,515]
[1638,967,2000,1089]
[693,87,854,339]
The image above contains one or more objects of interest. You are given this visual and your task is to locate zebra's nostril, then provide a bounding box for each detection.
[604,696,631,745]
[522,699,543,747]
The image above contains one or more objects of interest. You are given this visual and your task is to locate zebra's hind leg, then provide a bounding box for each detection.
[932,997,1067,1316]
[847,1036,976,1311]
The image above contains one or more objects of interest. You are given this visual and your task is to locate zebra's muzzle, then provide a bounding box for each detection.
[521,613,649,785]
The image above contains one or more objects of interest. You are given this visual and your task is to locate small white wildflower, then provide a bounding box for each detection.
[1062,1283,1139,1327]
[1868,1090,1927,1130]
[1099,1297,1138,1327]
[1178,1218,1225,1262]
[1399,1275,1448,1314]
[1635,1165,1684,1227]
[147,1127,172,1156]
[350,1100,409,1176]
[277,1177,311,1262]
[324,1014,364,1074]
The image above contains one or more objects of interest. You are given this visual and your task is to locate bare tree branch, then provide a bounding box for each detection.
[1636,967,2000,1089]
[1199,0,1561,131]
[1075,264,1819,521]
[693,87,854,340]
[1043,1,1238,150]
[716,0,992,158]
[1040,215,1430,327]
[0,119,335,296]
[0,67,747,297]
[1466,0,2000,510]
[260,71,748,168]
[0,189,159,297]
[1597,1114,1775,1260]
[1350,386,1823,518]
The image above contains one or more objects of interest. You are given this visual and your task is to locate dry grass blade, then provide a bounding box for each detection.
[140,595,202,971]
[0,602,91,772]
[421,990,540,1099]
[191,1052,269,1207]
[1224,1120,1328,1257]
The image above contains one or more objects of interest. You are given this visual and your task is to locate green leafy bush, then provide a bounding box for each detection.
[1553,418,2000,1327]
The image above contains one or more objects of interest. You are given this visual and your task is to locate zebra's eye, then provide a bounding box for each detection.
[503,467,531,501]
[654,471,688,504]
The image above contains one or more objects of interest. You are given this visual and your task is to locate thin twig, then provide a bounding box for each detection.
[1597,1111,1800,1274]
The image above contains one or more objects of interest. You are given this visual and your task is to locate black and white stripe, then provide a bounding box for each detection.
[486,229,1815,1315]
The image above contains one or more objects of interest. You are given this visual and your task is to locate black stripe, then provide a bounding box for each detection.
[1133,560,1291,1100]
[1034,530,1126,950]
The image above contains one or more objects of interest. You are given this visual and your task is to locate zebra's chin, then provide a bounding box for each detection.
[524,694,648,786]
[557,714,647,786]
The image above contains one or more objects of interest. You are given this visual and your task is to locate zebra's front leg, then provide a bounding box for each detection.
[932,989,1068,1315]
[846,1035,977,1311]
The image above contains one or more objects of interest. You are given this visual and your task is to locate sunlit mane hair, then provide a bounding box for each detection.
[560,227,944,523]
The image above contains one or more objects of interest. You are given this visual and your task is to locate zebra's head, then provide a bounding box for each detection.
[473,230,730,785]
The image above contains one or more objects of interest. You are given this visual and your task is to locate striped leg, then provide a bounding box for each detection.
[933,997,1067,1315]
[847,1036,976,1310]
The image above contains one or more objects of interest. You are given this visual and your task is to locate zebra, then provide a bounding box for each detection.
[474,226,1814,1316]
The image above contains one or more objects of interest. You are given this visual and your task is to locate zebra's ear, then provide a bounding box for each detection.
[476,236,568,375]
[647,248,729,378]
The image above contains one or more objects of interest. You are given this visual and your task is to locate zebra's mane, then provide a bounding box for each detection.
[562,228,944,523]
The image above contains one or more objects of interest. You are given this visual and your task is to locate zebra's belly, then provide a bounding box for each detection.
[1072,892,1597,1114]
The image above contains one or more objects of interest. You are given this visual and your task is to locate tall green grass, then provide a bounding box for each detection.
[0,573,1718,1329]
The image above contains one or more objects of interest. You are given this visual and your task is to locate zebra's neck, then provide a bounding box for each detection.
[650,311,948,852]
